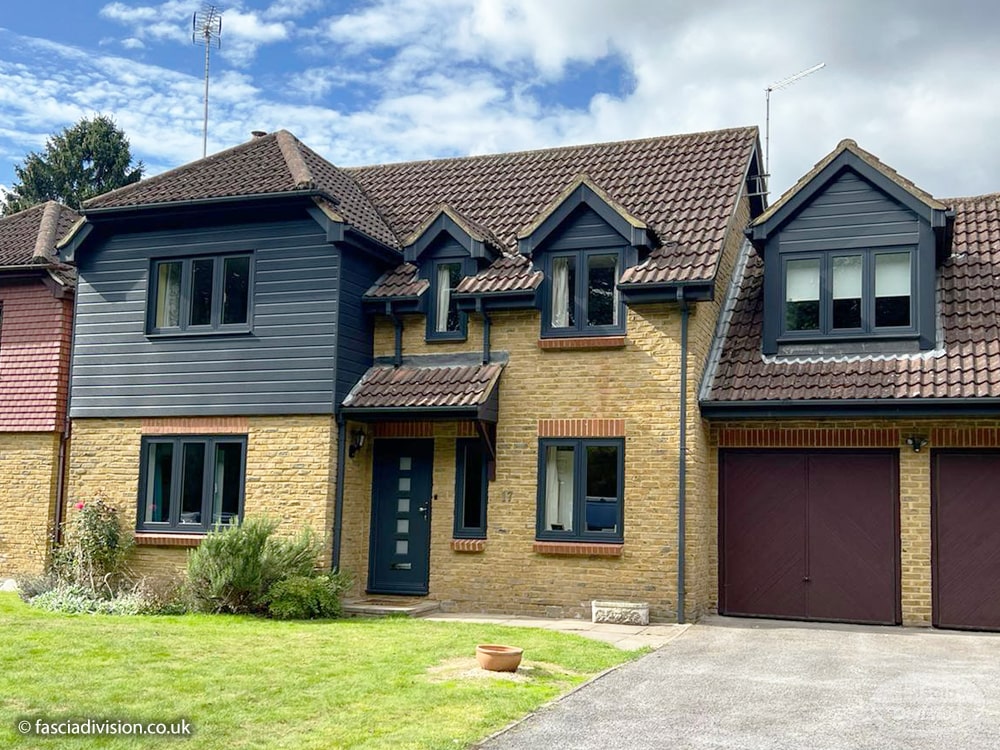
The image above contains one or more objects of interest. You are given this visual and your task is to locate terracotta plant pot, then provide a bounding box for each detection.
[476,644,523,672]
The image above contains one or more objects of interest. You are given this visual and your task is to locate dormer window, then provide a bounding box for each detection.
[781,248,914,339]
[431,260,465,338]
[547,250,623,334]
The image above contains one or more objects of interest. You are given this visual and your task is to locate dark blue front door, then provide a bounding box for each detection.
[368,439,433,595]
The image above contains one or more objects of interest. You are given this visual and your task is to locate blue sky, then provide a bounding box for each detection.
[1,0,998,203]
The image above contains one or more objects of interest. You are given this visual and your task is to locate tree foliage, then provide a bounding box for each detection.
[1,115,144,214]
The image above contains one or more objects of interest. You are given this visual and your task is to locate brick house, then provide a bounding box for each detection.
[61,128,765,621]
[0,201,78,577]
[700,139,1000,630]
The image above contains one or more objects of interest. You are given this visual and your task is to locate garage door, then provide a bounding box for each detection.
[933,451,1000,630]
[720,450,900,625]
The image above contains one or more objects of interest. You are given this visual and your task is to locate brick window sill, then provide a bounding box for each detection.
[537,336,626,351]
[532,541,623,557]
[134,533,204,548]
[450,538,486,553]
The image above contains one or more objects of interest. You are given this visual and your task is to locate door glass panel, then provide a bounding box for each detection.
[190,258,215,326]
[154,262,182,328]
[544,445,575,532]
[832,255,862,329]
[144,443,174,523]
[396,540,408,555]
[874,252,911,327]
[398,477,411,493]
[222,256,250,325]
[396,519,409,534]
[212,442,243,526]
[587,254,618,327]
[399,457,411,471]
[180,443,206,524]
[785,258,820,331]
[398,497,410,513]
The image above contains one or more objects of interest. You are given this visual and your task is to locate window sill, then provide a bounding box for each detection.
[532,540,623,557]
[450,538,486,553]
[537,336,626,351]
[146,328,253,339]
[134,532,204,547]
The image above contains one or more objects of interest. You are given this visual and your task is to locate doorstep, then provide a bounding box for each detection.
[343,597,441,618]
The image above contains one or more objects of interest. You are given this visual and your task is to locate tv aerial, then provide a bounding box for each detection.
[193,3,223,158]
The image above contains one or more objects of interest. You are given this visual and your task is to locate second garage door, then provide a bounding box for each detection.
[720,450,900,625]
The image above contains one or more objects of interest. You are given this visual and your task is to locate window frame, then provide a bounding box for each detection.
[453,438,489,539]
[136,434,248,533]
[778,246,917,342]
[426,257,470,342]
[146,252,254,336]
[541,247,626,339]
[535,437,624,543]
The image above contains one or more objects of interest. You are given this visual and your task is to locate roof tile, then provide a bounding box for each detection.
[0,201,79,277]
[342,363,503,409]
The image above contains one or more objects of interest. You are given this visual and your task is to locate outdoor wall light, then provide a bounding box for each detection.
[349,427,367,459]
[905,435,929,453]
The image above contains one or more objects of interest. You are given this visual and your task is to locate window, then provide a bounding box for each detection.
[536,438,623,542]
[427,260,466,340]
[149,254,252,334]
[545,250,624,337]
[454,439,488,538]
[781,248,913,338]
[138,436,246,532]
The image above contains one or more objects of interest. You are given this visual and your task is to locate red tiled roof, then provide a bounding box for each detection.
[351,127,758,294]
[703,193,1000,404]
[83,131,398,249]
[0,201,80,268]
[342,362,503,410]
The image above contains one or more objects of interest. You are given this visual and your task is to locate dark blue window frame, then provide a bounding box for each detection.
[453,438,489,539]
[535,437,624,543]
[137,434,247,533]
[779,246,917,342]
[147,253,254,336]
[541,248,626,338]
[425,257,473,342]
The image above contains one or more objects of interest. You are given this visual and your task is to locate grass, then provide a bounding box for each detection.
[0,593,637,749]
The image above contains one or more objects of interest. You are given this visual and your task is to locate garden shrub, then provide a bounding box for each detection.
[265,573,350,620]
[51,497,134,595]
[186,517,324,615]
[29,584,155,615]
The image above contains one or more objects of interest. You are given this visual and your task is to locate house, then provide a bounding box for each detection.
[0,201,78,577]
[700,139,1000,630]
[61,127,765,621]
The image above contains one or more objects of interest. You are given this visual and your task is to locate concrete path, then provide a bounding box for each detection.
[424,612,687,650]
[476,616,1000,750]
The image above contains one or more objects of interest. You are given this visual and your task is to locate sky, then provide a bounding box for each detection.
[0,0,998,205]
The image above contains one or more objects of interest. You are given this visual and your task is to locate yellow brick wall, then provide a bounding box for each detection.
[67,416,337,584]
[710,417,1000,627]
[0,432,61,577]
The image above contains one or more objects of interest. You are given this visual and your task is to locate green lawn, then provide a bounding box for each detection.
[0,593,636,749]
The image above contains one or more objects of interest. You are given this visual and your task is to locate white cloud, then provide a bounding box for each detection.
[99,1,197,43]
[263,0,326,20]
[122,37,146,49]
[219,9,290,67]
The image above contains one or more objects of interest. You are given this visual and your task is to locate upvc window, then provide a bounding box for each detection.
[149,254,252,334]
[782,248,913,338]
[138,436,246,533]
[427,260,466,340]
[536,438,623,542]
[545,250,624,337]
[453,439,488,538]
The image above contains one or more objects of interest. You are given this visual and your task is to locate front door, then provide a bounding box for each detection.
[368,439,433,595]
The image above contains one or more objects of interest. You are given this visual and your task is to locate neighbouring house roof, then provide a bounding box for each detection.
[0,201,79,285]
[342,358,504,421]
[81,131,399,249]
[701,192,1000,410]
[353,127,759,297]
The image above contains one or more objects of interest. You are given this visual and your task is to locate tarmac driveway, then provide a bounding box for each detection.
[478,616,1000,750]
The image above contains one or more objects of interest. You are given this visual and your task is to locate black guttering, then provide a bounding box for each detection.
[700,398,1000,419]
[332,418,347,572]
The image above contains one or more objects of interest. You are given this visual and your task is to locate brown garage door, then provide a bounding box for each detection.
[933,451,1000,631]
[720,450,900,625]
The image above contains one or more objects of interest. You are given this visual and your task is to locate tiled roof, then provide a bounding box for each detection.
[702,193,1000,404]
[365,263,428,299]
[83,131,398,248]
[342,362,503,410]
[351,127,758,295]
[0,201,80,270]
[403,204,505,258]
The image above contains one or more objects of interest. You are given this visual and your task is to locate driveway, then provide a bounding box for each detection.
[477,617,1000,750]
